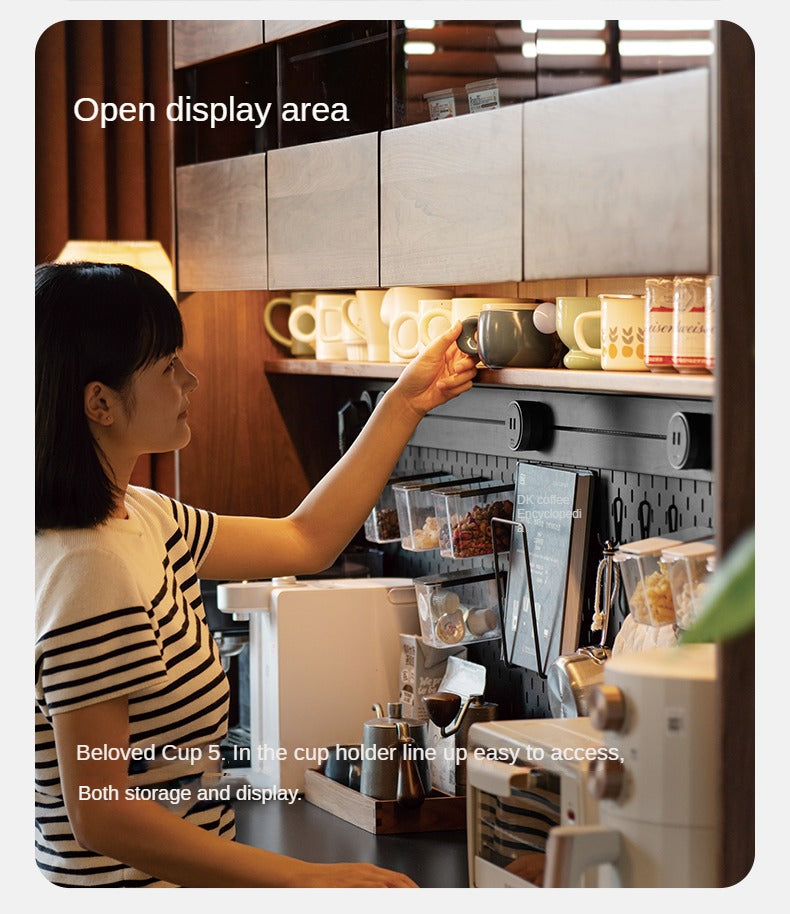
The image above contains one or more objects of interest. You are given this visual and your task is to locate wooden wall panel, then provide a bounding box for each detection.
[35,20,175,492]
[176,290,312,518]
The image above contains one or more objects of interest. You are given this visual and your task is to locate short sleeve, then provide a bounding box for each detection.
[35,548,169,719]
[156,493,217,572]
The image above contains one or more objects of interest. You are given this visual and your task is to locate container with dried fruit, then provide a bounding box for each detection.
[433,482,515,559]
[394,476,486,552]
[413,569,502,647]
[364,472,454,544]
[661,539,716,630]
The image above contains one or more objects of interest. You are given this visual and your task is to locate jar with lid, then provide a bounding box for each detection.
[672,276,709,373]
[661,540,716,630]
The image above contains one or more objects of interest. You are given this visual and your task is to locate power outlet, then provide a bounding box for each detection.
[505,400,553,451]
[666,411,712,470]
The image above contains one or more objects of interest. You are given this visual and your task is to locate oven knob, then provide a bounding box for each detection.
[589,685,626,731]
[588,758,625,800]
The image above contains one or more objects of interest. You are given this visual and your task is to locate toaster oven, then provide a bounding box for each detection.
[465,717,604,887]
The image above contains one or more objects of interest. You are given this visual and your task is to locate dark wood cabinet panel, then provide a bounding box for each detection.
[173,20,264,68]
[176,290,314,519]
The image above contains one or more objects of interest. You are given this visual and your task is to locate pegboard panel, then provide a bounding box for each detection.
[385,445,714,720]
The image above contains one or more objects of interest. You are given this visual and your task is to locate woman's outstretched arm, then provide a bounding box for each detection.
[198,322,477,581]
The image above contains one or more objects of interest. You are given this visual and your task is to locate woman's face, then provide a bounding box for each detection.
[116,352,199,455]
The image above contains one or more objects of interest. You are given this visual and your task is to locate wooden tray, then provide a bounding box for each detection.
[303,769,467,835]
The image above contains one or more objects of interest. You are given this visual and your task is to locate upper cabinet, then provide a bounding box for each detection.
[266,133,379,290]
[523,69,710,280]
[380,106,523,286]
[172,21,264,69]
[264,21,339,42]
[176,154,267,291]
[170,21,716,291]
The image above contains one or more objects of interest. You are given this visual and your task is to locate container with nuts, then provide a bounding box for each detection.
[433,482,515,559]
[365,471,455,543]
[394,475,486,552]
[413,569,502,647]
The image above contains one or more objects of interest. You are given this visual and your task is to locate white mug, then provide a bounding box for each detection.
[392,299,453,359]
[264,292,316,357]
[289,293,349,360]
[340,289,388,362]
[382,286,452,363]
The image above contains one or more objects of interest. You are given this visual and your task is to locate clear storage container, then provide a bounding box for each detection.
[364,472,454,544]
[433,481,515,559]
[661,540,716,630]
[414,570,502,647]
[615,528,712,626]
[616,536,684,626]
[394,476,487,551]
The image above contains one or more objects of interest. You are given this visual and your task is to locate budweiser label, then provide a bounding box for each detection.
[673,276,708,372]
[644,277,675,371]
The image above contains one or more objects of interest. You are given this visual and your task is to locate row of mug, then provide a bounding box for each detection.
[264,287,702,372]
[263,287,549,364]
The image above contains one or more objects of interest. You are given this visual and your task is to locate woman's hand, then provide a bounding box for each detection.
[290,861,418,888]
[392,321,478,420]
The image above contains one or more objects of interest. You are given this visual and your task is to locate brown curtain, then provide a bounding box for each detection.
[35,20,175,492]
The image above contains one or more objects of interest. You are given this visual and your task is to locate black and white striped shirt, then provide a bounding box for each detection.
[35,486,231,887]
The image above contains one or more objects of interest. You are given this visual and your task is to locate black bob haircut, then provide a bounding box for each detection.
[35,261,184,532]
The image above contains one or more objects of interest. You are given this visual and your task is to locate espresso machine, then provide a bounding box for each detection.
[544,643,719,887]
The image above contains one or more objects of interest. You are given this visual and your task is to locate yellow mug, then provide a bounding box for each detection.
[573,294,648,371]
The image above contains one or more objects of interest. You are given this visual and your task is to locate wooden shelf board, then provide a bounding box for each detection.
[264,359,714,399]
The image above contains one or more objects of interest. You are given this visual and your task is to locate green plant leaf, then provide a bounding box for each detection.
[681,530,754,643]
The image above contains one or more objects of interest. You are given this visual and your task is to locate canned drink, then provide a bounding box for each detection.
[644,277,675,371]
[704,276,717,372]
[672,276,709,373]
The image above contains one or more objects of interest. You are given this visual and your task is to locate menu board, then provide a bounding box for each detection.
[503,463,594,673]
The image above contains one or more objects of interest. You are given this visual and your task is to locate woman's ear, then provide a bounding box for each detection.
[84,382,116,427]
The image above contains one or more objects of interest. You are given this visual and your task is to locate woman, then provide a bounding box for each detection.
[35,261,477,888]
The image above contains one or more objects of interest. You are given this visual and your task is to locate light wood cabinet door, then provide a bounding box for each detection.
[523,68,710,279]
[176,154,267,292]
[380,106,523,286]
[267,133,378,289]
[172,21,264,69]
[263,21,338,42]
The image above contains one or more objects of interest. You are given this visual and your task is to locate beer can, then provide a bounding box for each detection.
[672,276,708,373]
[644,277,675,371]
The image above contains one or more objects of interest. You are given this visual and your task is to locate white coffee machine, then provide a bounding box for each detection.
[544,643,719,888]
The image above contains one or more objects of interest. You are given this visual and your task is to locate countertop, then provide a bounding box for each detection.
[232,789,469,889]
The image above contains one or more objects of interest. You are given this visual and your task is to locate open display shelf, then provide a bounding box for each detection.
[263,358,714,399]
